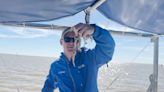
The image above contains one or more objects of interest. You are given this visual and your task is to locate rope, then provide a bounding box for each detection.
[129,41,151,62]
[107,41,152,88]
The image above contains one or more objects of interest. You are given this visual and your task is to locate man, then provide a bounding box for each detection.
[42,23,115,92]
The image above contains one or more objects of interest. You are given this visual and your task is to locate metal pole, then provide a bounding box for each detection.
[151,36,159,92]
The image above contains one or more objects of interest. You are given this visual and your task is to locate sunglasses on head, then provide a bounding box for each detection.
[64,37,77,43]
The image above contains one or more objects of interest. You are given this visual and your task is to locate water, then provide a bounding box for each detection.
[0,54,164,92]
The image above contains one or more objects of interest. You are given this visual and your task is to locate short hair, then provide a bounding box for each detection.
[61,27,81,43]
[61,27,80,40]
[61,27,72,39]
[61,27,81,51]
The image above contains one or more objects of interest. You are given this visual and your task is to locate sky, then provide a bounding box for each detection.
[0,10,164,64]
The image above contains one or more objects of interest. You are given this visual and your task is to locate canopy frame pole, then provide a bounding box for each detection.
[148,36,159,92]
[86,0,106,12]
[152,36,159,92]
[84,0,106,24]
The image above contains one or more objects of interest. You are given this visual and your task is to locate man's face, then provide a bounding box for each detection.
[61,32,79,55]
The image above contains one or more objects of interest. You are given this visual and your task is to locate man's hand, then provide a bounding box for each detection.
[74,23,95,38]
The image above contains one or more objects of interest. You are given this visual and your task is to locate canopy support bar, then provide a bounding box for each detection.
[147,36,159,92]
[0,23,69,30]
[86,0,106,12]
[84,0,106,24]
[0,22,155,38]
[152,36,159,92]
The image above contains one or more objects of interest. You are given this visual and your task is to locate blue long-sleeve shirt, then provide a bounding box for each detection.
[42,24,115,92]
